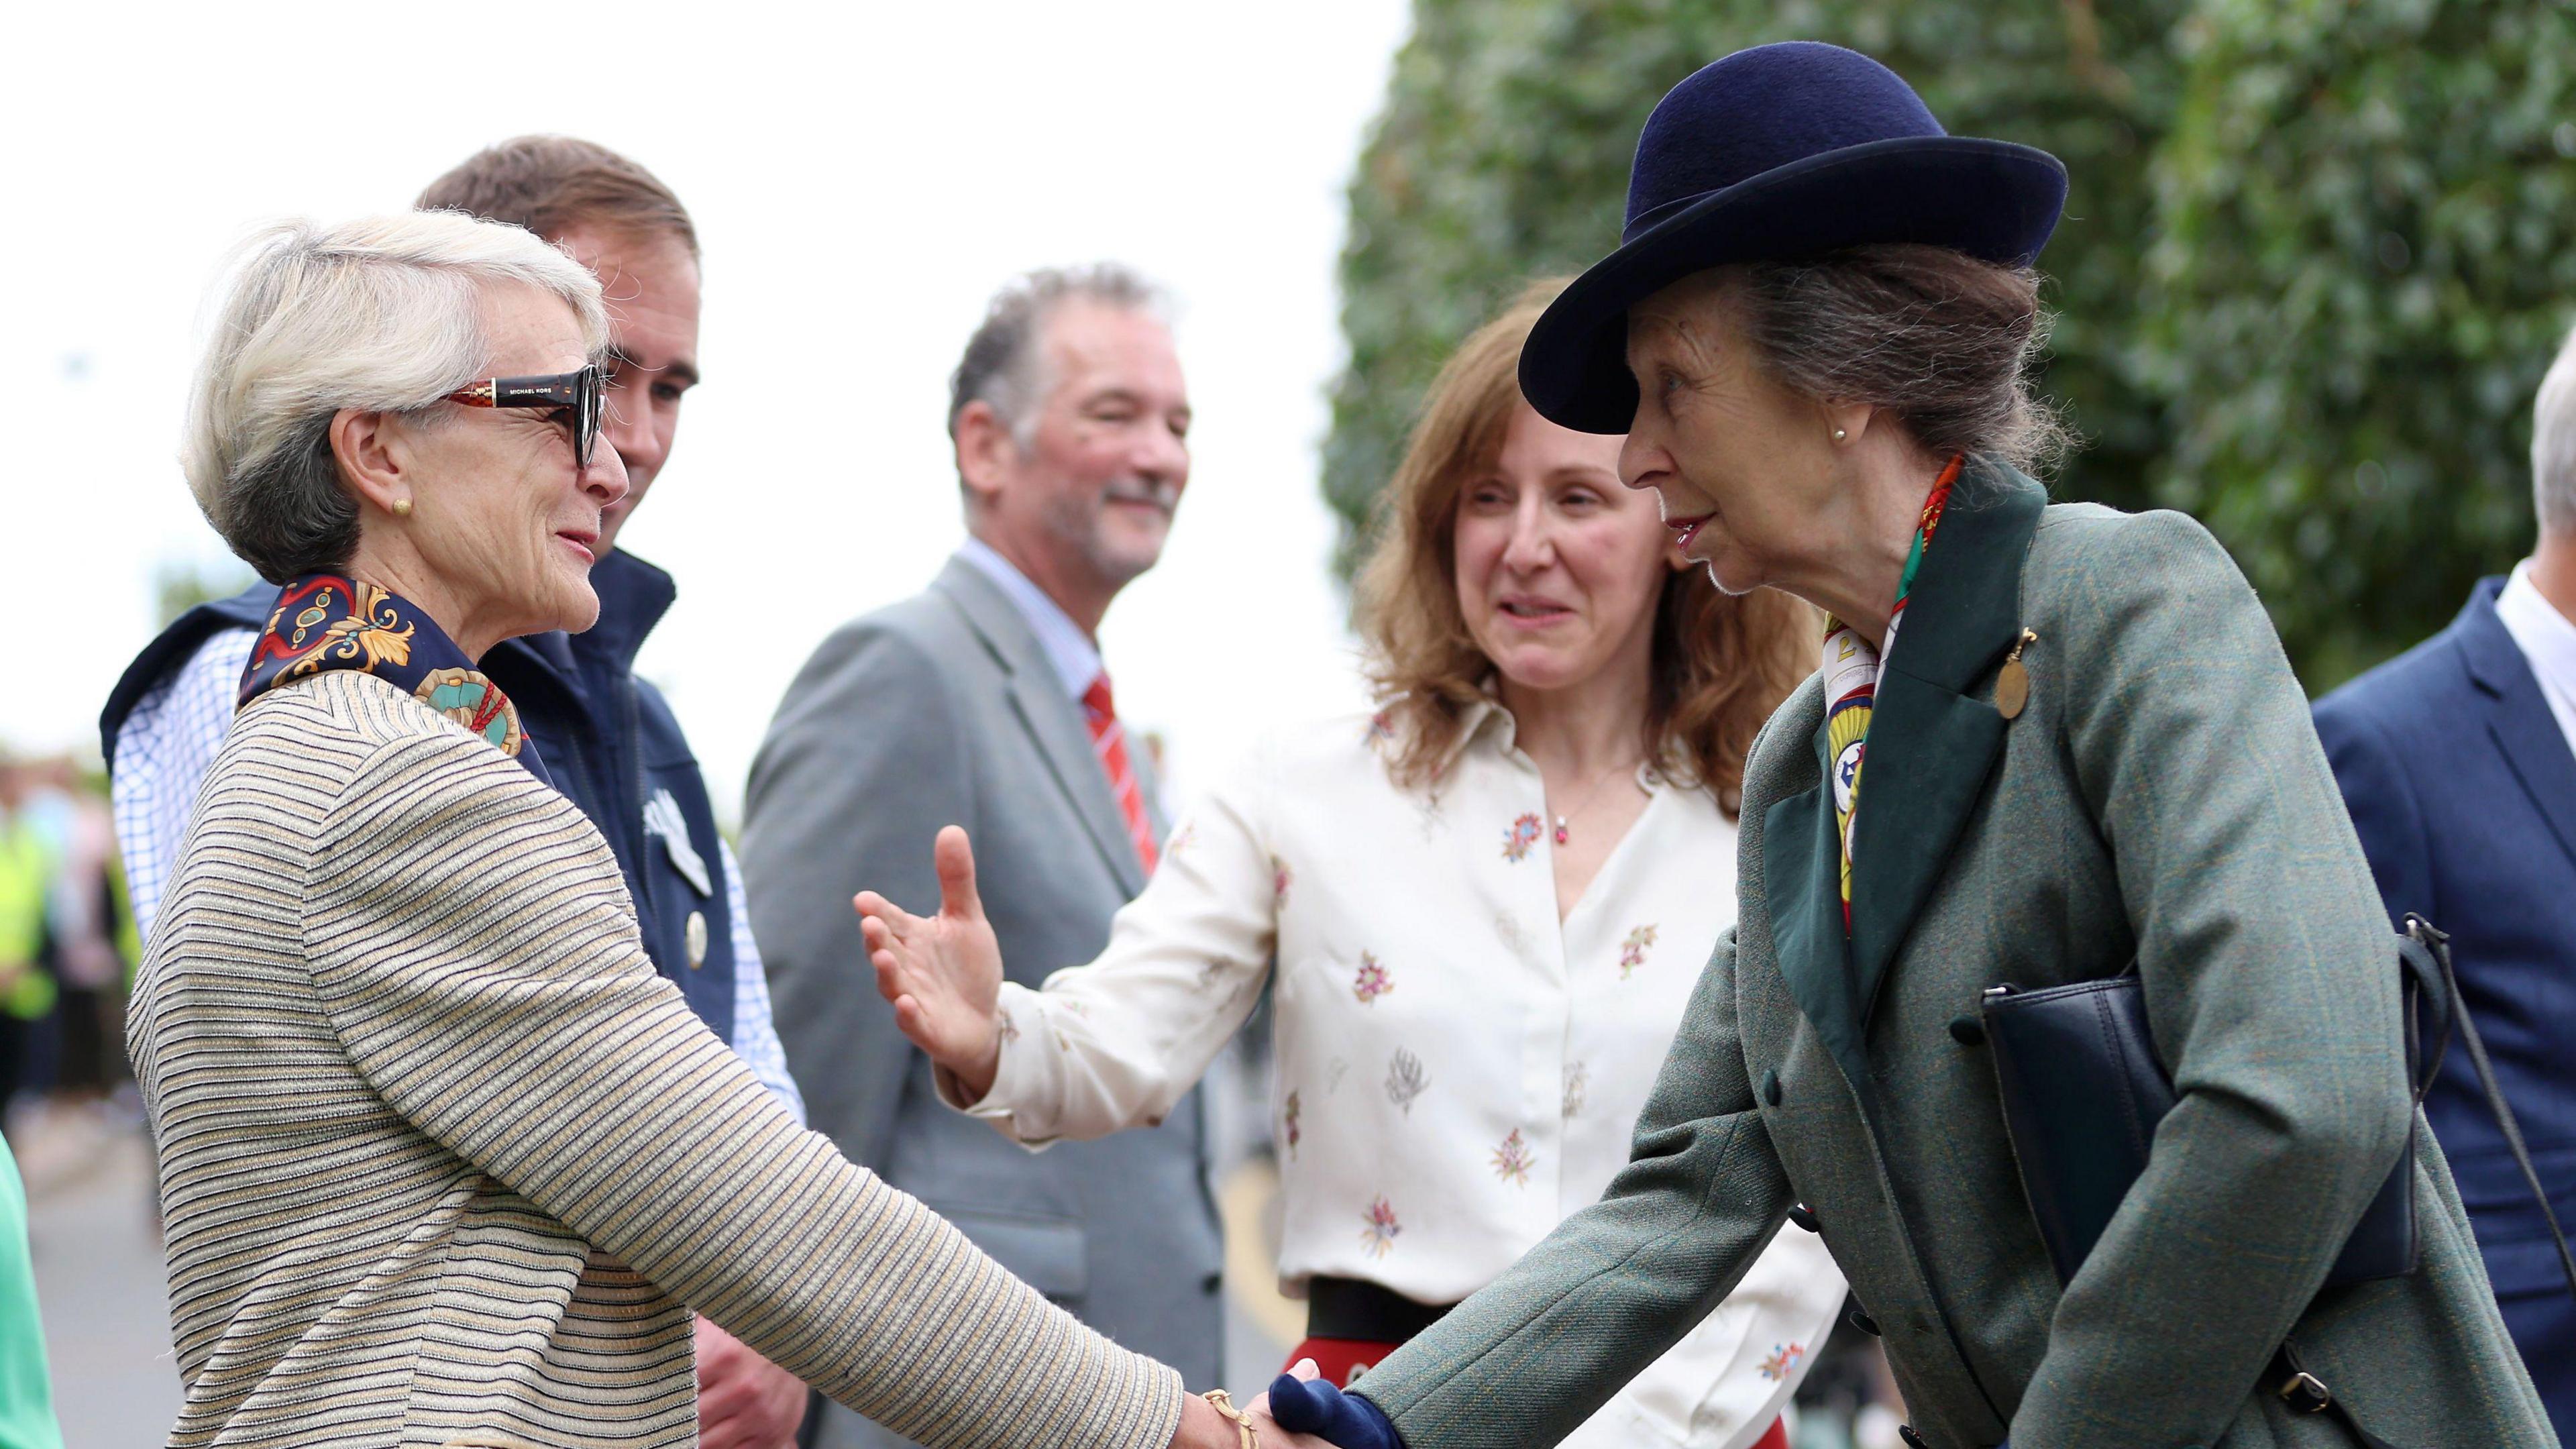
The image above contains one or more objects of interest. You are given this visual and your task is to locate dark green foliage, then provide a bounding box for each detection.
[1329,0,2576,686]
[2144,0,2576,685]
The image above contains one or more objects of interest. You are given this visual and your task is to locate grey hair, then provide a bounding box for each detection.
[947,263,1169,451]
[1735,244,2072,476]
[182,211,609,582]
[2531,321,2576,535]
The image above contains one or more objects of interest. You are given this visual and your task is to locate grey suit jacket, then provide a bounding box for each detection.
[1353,468,2554,1448]
[744,557,1224,1448]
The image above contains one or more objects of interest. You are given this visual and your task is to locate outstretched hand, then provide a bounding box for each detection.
[855,825,1007,1100]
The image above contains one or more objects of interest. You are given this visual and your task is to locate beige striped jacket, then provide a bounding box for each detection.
[128,669,1183,1448]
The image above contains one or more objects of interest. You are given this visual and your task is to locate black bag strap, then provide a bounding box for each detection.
[2393,934,2449,1101]
[2255,918,2574,1449]
[2405,914,2576,1299]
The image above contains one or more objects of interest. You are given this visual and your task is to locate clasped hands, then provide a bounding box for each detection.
[1171,1359,1364,1449]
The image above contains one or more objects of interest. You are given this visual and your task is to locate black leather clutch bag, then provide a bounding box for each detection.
[1980,920,2576,1447]
[1980,934,2438,1288]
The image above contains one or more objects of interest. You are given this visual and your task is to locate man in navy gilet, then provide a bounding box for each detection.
[2314,324,2576,1437]
[99,138,814,1449]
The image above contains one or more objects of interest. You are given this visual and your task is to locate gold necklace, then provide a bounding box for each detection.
[1549,757,1643,847]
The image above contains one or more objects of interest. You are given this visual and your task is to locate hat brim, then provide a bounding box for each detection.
[1521,135,2070,434]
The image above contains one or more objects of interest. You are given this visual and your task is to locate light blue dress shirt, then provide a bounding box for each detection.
[957,537,1104,700]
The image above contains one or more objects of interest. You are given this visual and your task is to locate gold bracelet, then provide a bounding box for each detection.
[1201,1389,1258,1449]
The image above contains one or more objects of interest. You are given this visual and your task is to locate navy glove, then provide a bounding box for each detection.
[1266,1371,1403,1449]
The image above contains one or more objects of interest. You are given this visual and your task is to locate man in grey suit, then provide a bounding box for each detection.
[743,265,1222,1448]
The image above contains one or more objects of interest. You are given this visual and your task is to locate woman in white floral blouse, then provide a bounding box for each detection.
[859,281,1848,1449]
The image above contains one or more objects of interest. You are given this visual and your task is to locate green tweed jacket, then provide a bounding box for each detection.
[1353,465,2555,1448]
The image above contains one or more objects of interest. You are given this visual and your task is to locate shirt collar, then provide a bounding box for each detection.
[2497,559,2576,698]
[956,537,1104,698]
[1453,682,1513,763]
[1382,676,1511,780]
[1430,680,1674,802]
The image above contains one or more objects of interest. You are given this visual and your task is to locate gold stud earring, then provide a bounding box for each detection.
[391,498,413,518]
[1832,428,1849,443]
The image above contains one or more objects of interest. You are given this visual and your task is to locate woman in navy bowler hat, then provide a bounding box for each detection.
[1266,40,2554,1449]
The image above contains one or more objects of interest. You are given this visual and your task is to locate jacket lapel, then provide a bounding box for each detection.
[933,559,1148,897]
[1764,697,1876,1093]
[2456,580,2576,873]
[1843,464,2048,1022]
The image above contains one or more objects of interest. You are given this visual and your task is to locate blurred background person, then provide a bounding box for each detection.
[0,765,58,1142]
[25,758,131,1113]
[742,264,1221,1449]
[859,281,1845,1449]
[1270,41,2552,1449]
[0,1131,62,1449]
[96,138,808,1448]
[137,208,1305,1449]
[2314,319,2576,1436]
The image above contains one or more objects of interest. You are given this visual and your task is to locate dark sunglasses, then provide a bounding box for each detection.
[446,364,604,470]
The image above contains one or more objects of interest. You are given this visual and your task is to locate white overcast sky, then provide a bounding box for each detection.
[1,1,1417,820]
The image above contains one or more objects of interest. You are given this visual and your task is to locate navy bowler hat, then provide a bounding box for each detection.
[1522,41,2069,434]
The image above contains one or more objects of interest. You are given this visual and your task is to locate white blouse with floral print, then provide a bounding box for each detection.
[958,702,1849,1449]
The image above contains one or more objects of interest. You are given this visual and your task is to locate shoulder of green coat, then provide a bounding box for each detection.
[2025,503,2263,639]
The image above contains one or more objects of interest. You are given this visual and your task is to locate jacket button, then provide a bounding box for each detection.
[1948,1014,1985,1046]
[685,911,708,969]
[1761,1069,1782,1107]
[1897,1427,1928,1449]
[1849,1307,1882,1336]
[1786,1203,1819,1233]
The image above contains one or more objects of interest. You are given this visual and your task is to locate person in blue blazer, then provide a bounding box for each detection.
[2312,324,2576,1438]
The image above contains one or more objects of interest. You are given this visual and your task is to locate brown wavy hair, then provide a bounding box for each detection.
[1353,279,1815,817]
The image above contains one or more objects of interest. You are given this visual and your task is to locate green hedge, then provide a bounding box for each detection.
[1327,0,2576,688]
[2143,0,2576,684]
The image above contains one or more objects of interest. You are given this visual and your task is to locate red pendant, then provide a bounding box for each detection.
[1554,818,1570,846]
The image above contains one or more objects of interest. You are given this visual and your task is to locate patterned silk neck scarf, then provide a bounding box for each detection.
[238,574,551,788]
[1820,453,1964,931]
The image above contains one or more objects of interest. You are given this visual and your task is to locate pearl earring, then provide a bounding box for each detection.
[1832,428,1849,443]
[391,498,413,518]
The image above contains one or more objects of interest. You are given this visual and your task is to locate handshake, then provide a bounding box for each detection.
[1172,1360,1398,1449]
[857,832,1409,1449]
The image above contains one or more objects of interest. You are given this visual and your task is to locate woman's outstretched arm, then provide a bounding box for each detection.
[861,747,1283,1146]
[306,728,1187,1449]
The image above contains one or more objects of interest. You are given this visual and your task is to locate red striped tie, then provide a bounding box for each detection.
[1081,674,1159,874]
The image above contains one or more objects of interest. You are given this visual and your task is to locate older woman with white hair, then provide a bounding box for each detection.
[131,211,1322,1449]
[1263,40,2553,1449]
